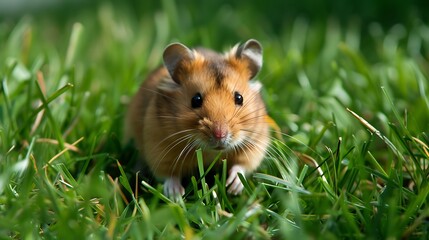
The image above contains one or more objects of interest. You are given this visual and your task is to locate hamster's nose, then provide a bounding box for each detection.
[213,122,228,140]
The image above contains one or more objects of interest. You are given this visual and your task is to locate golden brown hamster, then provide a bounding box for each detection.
[125,39,270,197]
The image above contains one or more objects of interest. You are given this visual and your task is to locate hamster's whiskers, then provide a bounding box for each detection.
[242,136,267,156]
[152,129,195,151]
[240,128,320,170]
[171,139,200,178]
[239,129,285,160]
[237,112,267,125]
[151,130,197,174]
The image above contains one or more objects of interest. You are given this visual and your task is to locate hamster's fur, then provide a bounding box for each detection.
[125,39,270,197]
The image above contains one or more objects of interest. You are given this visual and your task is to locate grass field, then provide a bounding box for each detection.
[1,1,429,239]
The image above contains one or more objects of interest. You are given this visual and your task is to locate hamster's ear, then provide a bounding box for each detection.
[235,39,263,79]
[163,43,195,83]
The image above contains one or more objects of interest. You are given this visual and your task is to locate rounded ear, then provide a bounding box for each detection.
[235,39,263,79]
[163,43,194,83]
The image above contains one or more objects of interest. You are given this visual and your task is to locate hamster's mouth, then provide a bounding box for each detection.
[208,140,231,151]
[213,146,226,151]
[202,130,235,151]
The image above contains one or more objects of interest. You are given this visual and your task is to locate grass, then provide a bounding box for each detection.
[1,1,429,239]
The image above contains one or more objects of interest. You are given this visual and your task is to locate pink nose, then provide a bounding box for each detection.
[213,123,228,140]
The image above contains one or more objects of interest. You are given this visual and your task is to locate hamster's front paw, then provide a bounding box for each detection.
[164,177,185,199]
[226,165,246,195]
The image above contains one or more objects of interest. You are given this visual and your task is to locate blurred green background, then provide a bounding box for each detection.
[1,0,429,26]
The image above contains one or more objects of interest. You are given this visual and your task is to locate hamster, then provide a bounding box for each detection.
[125,39,270,198]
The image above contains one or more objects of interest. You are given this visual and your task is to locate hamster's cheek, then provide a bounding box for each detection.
[229,126,245,142]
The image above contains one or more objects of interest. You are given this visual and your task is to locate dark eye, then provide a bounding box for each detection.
[234,92,243,106]
[191,93,203,108]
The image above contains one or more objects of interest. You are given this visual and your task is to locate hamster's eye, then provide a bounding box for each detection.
[191,93,203,108]
[234,92,243,106]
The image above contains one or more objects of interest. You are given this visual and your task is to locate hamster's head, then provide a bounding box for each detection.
[158,39,268,152]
